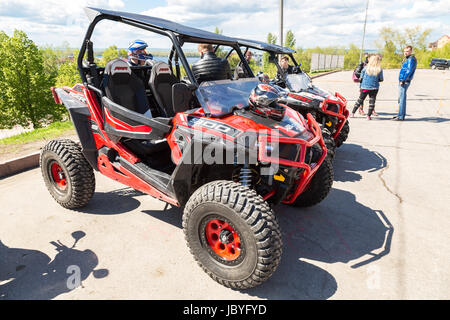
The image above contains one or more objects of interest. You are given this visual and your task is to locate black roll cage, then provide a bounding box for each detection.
[222,38,304,79]
[77,9,255,117]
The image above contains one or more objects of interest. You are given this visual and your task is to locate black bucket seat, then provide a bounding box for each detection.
[149,61,180,117]
[103,58,151,117]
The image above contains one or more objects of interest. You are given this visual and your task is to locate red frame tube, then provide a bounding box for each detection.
[320,92,349,139]
[258,113,327,204]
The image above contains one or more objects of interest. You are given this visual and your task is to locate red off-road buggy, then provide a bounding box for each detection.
[232,39,350,159]
[41,8,333,289]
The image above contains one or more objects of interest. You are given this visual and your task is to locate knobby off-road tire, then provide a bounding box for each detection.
[40,139,95,209]
[335,120,350,148]
[322,127,336,160]
[291,156,334,208]
[183,180,282,289]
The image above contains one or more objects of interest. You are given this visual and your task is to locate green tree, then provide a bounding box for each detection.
[344,43,361,69]
[263,33,278,71]
[100,45,127,66]
[56,50,81,87]
[267,32,277,45]
[293,48,311,73]
[0,30,65,129]
[284,30,296,49]
[433,42,450,59]
[381,40,402,68]
[214,27,226,58]
[0,31,10,127]
[376,26,433,68]
[403,26,432,51]
[40,45,60,80]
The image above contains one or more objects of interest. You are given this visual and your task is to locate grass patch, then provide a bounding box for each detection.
[0,121,75,146]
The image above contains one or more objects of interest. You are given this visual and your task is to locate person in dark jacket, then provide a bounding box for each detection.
[277,55,295,78]
[234,50,253,79]
[393,45,417,121]
[355,53,369,78]
[354,53,370,115]
[191,43,232,84]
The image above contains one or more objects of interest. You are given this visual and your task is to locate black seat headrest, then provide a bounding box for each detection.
[103,58,150,115]
[151,62,173,77]
[150,62,179,117]
[105,58,133,84]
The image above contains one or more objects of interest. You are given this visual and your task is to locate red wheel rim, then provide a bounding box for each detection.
[205,219,241,261]
[50,162,67,190]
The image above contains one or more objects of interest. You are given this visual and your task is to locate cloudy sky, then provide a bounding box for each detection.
[0,0,448,50]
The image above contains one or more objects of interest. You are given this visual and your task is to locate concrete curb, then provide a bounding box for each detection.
[0,151,40,179]
[0,70,344,179]
[310,69,342,79]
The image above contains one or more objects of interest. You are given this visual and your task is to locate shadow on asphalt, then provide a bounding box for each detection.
[142,205,183,229]
[372,115,450,123]
[365,98,450,101]
[369,116,450,123]
[77,187,145,215]
[333,143,387,182]
[356,111,450,123]
[372,112,398,116]
[0,231,109,299]
[347,111,399,117]
[245,188,393,299]
[402,117,450,123]
[141,188,393,299]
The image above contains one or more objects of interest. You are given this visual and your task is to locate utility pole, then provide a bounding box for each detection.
[360,0,369,62]
[280,0,284,48]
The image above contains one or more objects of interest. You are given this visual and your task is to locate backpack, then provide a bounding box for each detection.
[352,70,360,83]
[352,62,365,83]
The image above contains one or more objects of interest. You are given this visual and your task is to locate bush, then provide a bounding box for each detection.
[0,30,66,129]
[99,45,128,67]
[56,51,81,87]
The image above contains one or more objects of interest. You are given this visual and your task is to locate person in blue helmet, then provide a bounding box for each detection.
[127,40,153,66]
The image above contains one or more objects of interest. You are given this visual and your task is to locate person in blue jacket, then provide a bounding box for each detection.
[393,45,417,121]
[351,54,384,120]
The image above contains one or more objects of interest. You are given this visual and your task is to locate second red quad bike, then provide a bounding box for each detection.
[41,7,333,289]
[231,39,350,159]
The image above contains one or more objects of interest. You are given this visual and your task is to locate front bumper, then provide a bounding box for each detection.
[321,92,349,139]
[257,113,327,204]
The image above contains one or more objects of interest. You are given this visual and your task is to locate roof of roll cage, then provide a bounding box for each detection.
[85,7,239,45]
[236,38,296,54]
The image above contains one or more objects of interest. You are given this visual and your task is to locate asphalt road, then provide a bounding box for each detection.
[0,69,449,300]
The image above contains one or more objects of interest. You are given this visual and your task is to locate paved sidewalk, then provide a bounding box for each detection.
[0,126,33,140]
[0,69,449,299]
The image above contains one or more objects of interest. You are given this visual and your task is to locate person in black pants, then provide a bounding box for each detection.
[352,89,379,118]
[351,55,383,120]
[354,53,369,115]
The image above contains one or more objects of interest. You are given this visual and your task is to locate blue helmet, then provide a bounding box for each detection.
[128,40,153,63]
[128,40,147,51]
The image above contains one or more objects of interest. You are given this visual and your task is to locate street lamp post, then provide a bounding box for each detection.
[280,0,283,48]
[360,0,369,62]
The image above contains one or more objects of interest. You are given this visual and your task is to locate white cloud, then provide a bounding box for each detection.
[108,0,125,8]
[0,0,448,49]
[0,0,127,47]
